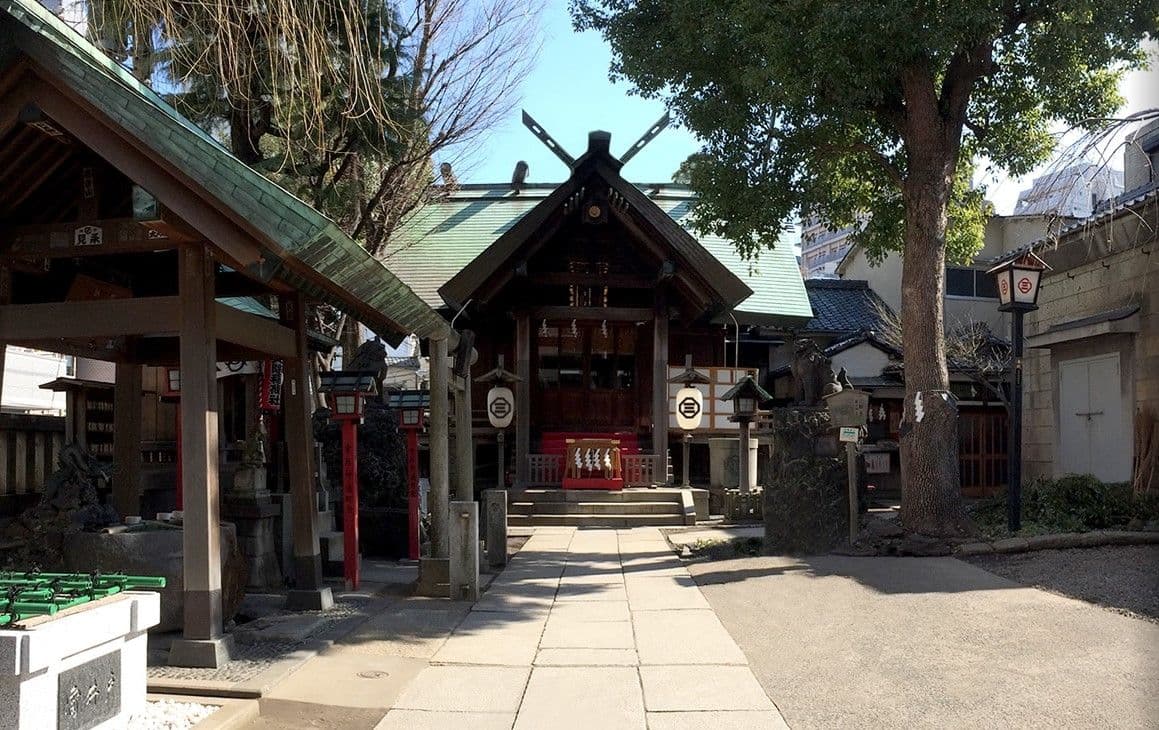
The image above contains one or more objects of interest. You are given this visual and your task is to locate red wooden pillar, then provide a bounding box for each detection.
[341,419,360,590]
[407,429,420,560]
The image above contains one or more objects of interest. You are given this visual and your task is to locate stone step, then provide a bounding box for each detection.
[508,514,686,528]
[508,488,686,504]
[508,500,682,516]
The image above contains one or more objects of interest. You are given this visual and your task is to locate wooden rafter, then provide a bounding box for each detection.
[0,218,182,259]
[28,76,267,271]
[0,147,72,213]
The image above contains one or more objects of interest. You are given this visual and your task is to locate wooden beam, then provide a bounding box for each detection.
[0,71,34,139]
[28,79,268,272]
[532,271,653,289]
[609,205,718,312]
[0,296,180,340]
[1,151,72,212]
[514,313,530,486]
[0,267,10,420]
[1,218,178,259]
[652,291,669,466]
[279,293,325,593]
[214,302,296,358]
[428,336,451,558]
[178,243,223,641]
[9,338,129,363]
[531,306,653,322]
[215,269,287,298]
[473,211,568,304]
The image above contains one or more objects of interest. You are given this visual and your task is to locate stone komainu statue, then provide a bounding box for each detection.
[790,338,842,405]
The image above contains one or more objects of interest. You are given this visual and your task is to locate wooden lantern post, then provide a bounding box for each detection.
[476,355,521,489]
[669,355,710,487]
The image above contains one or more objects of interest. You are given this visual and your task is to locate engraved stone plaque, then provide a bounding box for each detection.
[58,650,120,730]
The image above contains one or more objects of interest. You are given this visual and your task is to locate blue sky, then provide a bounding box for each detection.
[461,3,698,186]
[461,5,1158,221]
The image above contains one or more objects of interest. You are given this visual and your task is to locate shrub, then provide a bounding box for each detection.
[969,474,1159,536]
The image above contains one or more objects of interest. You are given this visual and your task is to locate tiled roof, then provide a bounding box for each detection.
[802,279,894,334]
[769,328,900,378]
[2,0,452,346]
[387,184,812,326]
[822,330,901,358]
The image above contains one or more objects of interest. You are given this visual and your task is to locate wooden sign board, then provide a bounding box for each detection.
[825,389,870,428]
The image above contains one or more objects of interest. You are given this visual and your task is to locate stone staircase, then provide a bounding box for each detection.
[507,488,696,528]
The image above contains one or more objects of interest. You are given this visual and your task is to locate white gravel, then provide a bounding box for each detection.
[128,700,216,729]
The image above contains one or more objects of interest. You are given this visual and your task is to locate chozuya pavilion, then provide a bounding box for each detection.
[0,0,458,667]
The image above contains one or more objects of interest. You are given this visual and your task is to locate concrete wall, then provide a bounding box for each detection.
[1021,208,1159,481]
[1124,119,1159,193]
[1,348,70,414]
[839,214,1056,334]
[830,342,892,379]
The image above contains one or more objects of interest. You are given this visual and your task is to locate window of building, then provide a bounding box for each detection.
[945,267,997,299]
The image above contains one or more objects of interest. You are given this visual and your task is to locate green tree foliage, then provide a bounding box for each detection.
[574,0,1156,535]
[83,0,538,322]
[574,0,1150,260]
[77,0,536,388]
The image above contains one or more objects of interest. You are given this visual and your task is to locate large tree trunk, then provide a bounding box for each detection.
[897,96,970,536]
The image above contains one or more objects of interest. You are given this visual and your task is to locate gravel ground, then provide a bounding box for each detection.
[129,700,216,729]
[689,553,1159,728]
[962,544,1159,623]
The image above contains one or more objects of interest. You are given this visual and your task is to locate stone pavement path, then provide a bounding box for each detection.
[376,527,789,730]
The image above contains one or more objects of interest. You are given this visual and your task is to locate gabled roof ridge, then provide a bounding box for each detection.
[438,151,752,312]
[804,279,869,289]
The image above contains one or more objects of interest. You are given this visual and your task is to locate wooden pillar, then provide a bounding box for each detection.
[515,313,530,486]
[429,337,451,558]
[0,267,9,416]
[652,293,669,470]
[112,363,143,517]
[280,293,332,611]
[454,374,474,502]
[169,245,228,667]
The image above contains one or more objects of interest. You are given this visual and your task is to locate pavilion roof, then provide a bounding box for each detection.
[1,0,454,347]
[388,182,812,327]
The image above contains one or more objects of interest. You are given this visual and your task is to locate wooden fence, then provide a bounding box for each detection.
[526,452,665,487]
[0,413,65,498]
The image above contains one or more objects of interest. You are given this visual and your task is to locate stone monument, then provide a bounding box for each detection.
[222,420,283,590]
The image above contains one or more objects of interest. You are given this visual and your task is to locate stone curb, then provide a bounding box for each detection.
[955,530,1159,556]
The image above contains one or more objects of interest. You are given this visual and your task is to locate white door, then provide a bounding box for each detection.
[1057,353,1130,482]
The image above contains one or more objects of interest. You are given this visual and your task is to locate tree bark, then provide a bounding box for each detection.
[897,74,969,537]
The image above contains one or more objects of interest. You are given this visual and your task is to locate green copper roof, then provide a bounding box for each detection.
[388,184,813,326]
[1,0,453,346]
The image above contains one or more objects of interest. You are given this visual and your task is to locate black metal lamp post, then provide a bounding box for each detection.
[669,355,711,487]
[987,252,1049,532]
[720,371,772,494]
